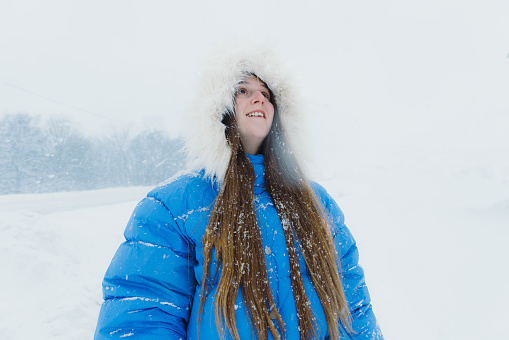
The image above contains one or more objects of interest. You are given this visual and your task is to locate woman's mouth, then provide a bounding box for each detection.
[246,111,265,118]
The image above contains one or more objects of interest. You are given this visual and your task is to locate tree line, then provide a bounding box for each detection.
[0,113,185,195]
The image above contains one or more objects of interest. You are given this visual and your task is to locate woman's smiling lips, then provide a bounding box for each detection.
[246,110,266,118]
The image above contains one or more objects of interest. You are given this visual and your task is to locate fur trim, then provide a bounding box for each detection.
[184,42,307,182]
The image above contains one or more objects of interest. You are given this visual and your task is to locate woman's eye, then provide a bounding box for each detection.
[237,88,248,95]
[262,92,270,99]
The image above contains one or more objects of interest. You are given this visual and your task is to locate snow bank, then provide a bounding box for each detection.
[0,187,149,340]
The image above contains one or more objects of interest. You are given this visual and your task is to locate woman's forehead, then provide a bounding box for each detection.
[239,76,269,89]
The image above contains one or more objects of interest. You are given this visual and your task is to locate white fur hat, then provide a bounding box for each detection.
[184,42,307,182]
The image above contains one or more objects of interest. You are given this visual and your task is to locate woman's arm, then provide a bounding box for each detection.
[94,194,197,339]
[317,186,383,339]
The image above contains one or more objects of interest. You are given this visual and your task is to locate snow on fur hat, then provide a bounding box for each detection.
[184,42,307,182]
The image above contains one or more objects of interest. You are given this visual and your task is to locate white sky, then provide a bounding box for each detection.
[1,0,508,156]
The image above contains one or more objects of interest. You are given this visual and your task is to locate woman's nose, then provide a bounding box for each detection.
[250,91,266,104]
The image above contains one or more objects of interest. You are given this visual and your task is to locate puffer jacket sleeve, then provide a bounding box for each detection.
[320,188,384,340]
[94,190,197,339]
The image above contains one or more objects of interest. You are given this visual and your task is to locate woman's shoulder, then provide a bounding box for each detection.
[146,169,219,210]
[308,180,346,226]
[308,181,334,206]
[151,169,211,190]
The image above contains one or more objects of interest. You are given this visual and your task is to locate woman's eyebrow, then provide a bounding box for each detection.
[255,79,269,90]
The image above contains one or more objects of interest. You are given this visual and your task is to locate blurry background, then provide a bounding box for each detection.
[1,0,508,339]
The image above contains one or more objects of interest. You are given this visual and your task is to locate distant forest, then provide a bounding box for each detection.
[0,113,185,195]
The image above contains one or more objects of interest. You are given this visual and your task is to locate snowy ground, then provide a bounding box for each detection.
[1,150,508,340]
[0,187,149,340]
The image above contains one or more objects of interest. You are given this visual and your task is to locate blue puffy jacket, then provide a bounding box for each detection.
[94,154,383,339]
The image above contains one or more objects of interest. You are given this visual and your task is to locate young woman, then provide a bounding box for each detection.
[95,45,383,340]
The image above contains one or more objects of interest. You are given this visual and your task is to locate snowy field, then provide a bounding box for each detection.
[1,149,508,340]
[1,0,508,339]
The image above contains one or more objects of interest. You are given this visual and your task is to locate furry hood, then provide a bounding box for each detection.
[184,43,308,182]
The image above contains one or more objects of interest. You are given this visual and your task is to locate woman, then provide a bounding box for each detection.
[95,44,383,340]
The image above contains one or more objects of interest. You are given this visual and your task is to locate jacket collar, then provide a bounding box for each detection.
[246,153,265,194]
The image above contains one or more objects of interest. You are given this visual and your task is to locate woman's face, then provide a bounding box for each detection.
[234,76,274,155]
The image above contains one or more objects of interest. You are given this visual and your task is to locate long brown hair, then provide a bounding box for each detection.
[199,80,353,340]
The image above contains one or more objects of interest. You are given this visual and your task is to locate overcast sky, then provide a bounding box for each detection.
[1,0,508,159]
